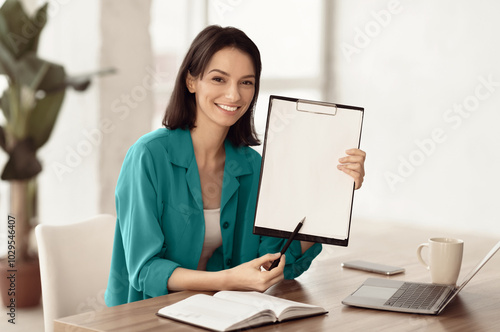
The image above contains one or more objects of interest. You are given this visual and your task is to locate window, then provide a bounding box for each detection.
[149,0,327,146]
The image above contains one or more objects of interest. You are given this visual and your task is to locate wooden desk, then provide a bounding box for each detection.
[55,219,500,331]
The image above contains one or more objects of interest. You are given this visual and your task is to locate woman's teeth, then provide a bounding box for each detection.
[217,104,238,112]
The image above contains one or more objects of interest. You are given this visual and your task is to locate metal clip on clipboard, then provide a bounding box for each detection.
[296,99,338,116]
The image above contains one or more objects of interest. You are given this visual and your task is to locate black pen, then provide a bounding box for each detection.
[269,217,306,270]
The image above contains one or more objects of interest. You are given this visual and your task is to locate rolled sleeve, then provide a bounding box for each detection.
[138,258,180,298]
[259,236,322,279]
[115,142,179,299]
[283,241,322,279]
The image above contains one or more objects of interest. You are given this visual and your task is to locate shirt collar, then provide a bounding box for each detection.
[166,128,254,178]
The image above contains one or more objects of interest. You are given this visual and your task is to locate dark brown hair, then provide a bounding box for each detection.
[162,25,261,146]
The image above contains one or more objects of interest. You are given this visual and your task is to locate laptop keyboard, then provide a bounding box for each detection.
[384,282,448,310]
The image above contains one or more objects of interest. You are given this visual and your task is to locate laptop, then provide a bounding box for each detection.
[342,240,500,315]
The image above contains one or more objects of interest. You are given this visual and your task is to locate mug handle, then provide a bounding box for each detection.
[417,243,430,270]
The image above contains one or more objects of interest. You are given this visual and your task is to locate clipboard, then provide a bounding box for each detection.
[253,95,364,246]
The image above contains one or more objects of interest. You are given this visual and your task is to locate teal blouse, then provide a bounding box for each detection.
[105,128,322,307]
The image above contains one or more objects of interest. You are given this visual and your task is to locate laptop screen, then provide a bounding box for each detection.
[437,241,500,314]
[456,241,500,292]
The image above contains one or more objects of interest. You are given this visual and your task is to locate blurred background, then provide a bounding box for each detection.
[1,0,499,253]
[1,0,500,330]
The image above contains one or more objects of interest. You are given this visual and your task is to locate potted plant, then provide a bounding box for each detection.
[0,0,113,307]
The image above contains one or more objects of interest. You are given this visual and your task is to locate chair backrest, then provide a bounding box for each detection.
[35,214,116,332]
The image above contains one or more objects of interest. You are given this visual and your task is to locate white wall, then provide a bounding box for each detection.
[1,0,498,249]
[98,0,155,215]
[36,0,101,225]
[332,0,500,236]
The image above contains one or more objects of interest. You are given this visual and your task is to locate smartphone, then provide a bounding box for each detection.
[341,260,405,275]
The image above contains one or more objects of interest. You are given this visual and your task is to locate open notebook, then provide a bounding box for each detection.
[157,291,327,331]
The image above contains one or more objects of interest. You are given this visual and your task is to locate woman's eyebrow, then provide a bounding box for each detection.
[208,69,229,76]
[208,68,255,79]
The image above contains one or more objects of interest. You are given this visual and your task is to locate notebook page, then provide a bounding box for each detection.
[158,294,274,331]
[214,291,325,321]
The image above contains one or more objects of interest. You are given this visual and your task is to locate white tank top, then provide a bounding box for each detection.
[197,208,223,270]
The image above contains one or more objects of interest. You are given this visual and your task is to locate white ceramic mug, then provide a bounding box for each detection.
[417,238,464,285]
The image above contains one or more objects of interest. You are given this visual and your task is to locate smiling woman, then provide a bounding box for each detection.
[104,25,327,307]
[104,25,365,307]
[163,25,262,147]
[187,48,256,130]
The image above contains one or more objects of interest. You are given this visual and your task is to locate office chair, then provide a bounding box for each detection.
[35,214,116,332]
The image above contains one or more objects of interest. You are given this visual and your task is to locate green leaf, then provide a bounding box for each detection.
[0,42,16,82]
[0,125,6,151]
[13,53,67,149]
[0,87,10,122]
[29,3,48,54]
[5,84,27,141]
[17,52,66,91]
[0,0,48,59]
[0,10,10,76]
[63,67,117,92]
[0,0,32,58]
[1,54,67,147]
[0,3,8,35]
[27,89,65,149]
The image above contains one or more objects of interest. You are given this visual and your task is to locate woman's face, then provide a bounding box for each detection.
[187,47,256,130]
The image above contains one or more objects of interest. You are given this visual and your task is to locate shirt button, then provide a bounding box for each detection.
[226,258,232,266]
[222,221,229,229]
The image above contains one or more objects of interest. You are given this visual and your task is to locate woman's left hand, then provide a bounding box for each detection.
[337,149,366,190]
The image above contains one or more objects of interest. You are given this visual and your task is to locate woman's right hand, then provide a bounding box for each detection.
[224,253,285,292]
